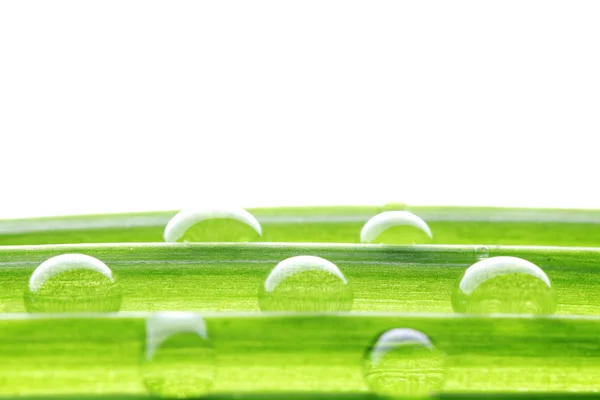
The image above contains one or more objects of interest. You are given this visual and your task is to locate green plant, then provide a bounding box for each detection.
[1,206,599,398]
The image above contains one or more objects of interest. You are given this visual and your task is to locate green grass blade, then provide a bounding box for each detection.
[0,243,598,315]
[3,206,600,246]
[0,313,599,395]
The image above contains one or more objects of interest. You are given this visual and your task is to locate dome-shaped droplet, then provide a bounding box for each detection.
[364,328,445,397]
[360,211,432,244]
[379,202,407,212]
[164,207,262,243]
[474,246,490,260]
[142,312,216,398]
[24,254,122,312]
[258,255,353,312]
[452,256,557,314]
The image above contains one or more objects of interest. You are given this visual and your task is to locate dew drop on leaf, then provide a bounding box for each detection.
[258,255,353,312]
[379,202,408,212]
[364,328,445,397]
[163,207,262,243]
[360,211,432,244]
[474,246,490,260]
[141,312,215,398]
[24,253,122,312]
[451,256,557,314]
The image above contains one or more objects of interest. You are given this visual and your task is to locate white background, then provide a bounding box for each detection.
[1,1,599,218]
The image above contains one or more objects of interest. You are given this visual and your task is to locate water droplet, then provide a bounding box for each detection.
[364,328,445,397]
[452,256,557,314]
[379,202,407,212]
[474,246,489,260]
[164,207,262,243]
[142,312,215,398]
[258,255,353,312]
[360,211,432,244]
[24,254,122,312]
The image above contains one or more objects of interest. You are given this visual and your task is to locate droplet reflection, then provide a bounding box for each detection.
[364,328,444,397]
[360,211,432,244]
[24,254,122,312]
[164,207,262,243]
[259,255,353,312]
[142,312,215,398]
[452,256,557,314]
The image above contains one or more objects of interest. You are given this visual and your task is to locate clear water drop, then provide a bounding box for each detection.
[364,328,445,397]
[452,256,557,314]
[360,211,432,244]
[258,255,353,312]
[24,254,122,312]
[379,202,407,212]
[474,246,489,260]
[142,312,215,398]
[164,207,262,243]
